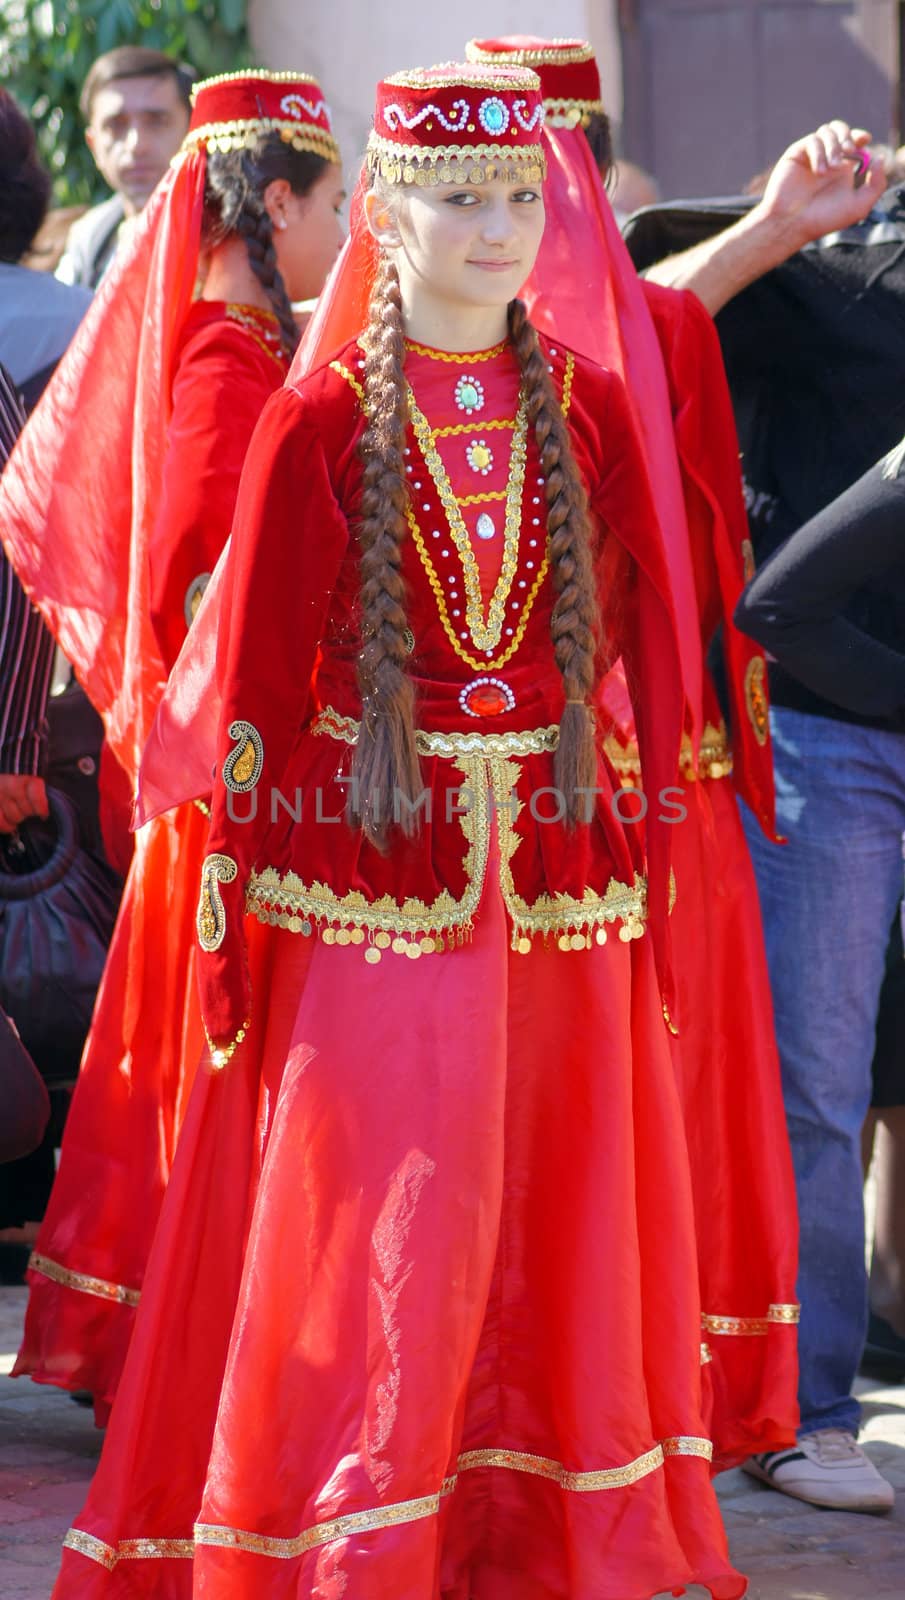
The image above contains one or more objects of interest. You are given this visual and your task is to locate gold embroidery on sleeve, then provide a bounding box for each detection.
[744,656,769,747]
[197,854,238,952]
[222,720,264,793]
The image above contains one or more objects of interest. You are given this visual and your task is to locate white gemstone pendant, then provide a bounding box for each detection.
[475,512,496,540]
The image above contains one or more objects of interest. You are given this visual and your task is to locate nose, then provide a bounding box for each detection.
[479,194,518,247]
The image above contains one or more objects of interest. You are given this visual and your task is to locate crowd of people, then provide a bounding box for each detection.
[0,31,902,1600]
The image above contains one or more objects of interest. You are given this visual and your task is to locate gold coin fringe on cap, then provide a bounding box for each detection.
[366,133,545,187]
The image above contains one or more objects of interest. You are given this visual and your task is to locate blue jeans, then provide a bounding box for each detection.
[741,705,905,1436]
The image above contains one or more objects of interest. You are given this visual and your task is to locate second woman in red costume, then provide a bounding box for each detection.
[465,35,800,1467]
[53,62,761,1599]
[2,70,344,1419]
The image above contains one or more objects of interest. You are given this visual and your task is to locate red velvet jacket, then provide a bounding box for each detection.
[149,300,288,673]
[196,335,685,1049]
[604,284,775,828]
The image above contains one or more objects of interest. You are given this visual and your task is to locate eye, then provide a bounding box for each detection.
[445,191,481,206]
[511,189,541,204]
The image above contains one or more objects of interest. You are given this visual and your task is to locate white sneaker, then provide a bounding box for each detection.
[744,1429,894,1512]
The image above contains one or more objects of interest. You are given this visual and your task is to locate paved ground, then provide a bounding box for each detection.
[1,1286,903,1599]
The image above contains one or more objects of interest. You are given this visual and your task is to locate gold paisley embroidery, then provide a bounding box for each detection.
[183,572,211,627]
[744,656,769,747]
[222,719,264,793]
[197,854,238,953]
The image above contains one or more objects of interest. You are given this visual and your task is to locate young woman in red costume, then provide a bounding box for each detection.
[51,62,763,1600]
[0,71,343,1421]
[465,35,800,1467]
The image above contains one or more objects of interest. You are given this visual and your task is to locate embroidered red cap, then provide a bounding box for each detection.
[184,69,341,161]
[465,38,604,128]
[367,62,546,186]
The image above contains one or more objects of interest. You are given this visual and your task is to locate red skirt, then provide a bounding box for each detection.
[14,802,208,1420]
[668,777,799,1464]
[53,854,756,1600]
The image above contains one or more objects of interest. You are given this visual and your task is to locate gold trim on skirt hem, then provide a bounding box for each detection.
[29,1252,141,1308]
[63,1437,713,1567]
[702,1303,800,1336]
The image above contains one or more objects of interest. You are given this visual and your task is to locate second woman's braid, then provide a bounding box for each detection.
[351,253,422,846]
[233,186,300,359]
[507,299,601,823]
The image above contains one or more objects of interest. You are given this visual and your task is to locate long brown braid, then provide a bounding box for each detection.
[204,139,330,359]
[351,252,422,845]
[507,298,601,821]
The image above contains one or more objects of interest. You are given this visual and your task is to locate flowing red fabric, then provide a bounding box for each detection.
[13,304,290,1412]
[53,862,749,1600]
[0,154,204,786]
[521,126,704,740]
[133,180,377,828]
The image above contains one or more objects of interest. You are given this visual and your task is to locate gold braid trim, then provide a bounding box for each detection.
[544,98,606,129]
[63,1435,713,1568]
[183,120,340,161]
[488,756,648,951]
[192,69,322,95]
[604,721,733,786]
[312,706,560,758]
[383,67,541,91]
[433,419,515,437]
[29,1253,140,1308]
[465,41,596,68]
[702,1303,800,1337]
[406,337,508,362]
[63,1531,194,1569]
[407,382,529,654]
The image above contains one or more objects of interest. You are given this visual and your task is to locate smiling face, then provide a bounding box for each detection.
[366,166,545,335]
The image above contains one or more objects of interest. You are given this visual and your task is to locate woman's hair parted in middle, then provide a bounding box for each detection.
[350,251,602,849]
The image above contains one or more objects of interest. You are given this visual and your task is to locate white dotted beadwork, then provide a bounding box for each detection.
[478,96,510,136]
[466,439,494,476]
[455,375,485,414]
[459,676,516,718]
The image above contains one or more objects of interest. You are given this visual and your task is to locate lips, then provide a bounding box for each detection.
[467,259,519,271]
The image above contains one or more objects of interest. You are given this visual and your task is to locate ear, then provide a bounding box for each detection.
[262,177,294,232]
[364,187,402,249]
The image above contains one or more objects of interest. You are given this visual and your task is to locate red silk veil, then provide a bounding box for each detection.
[521,125,703,737]
[0,154,206,789]
[134,182,380,825]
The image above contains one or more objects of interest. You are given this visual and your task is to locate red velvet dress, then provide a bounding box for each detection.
[602,285,799,1458]
[14,302,289,1420]
[52,334,772,1600]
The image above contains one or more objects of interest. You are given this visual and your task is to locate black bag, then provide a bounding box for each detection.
[0,786,121,1086]
[0,1004,50,1163]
